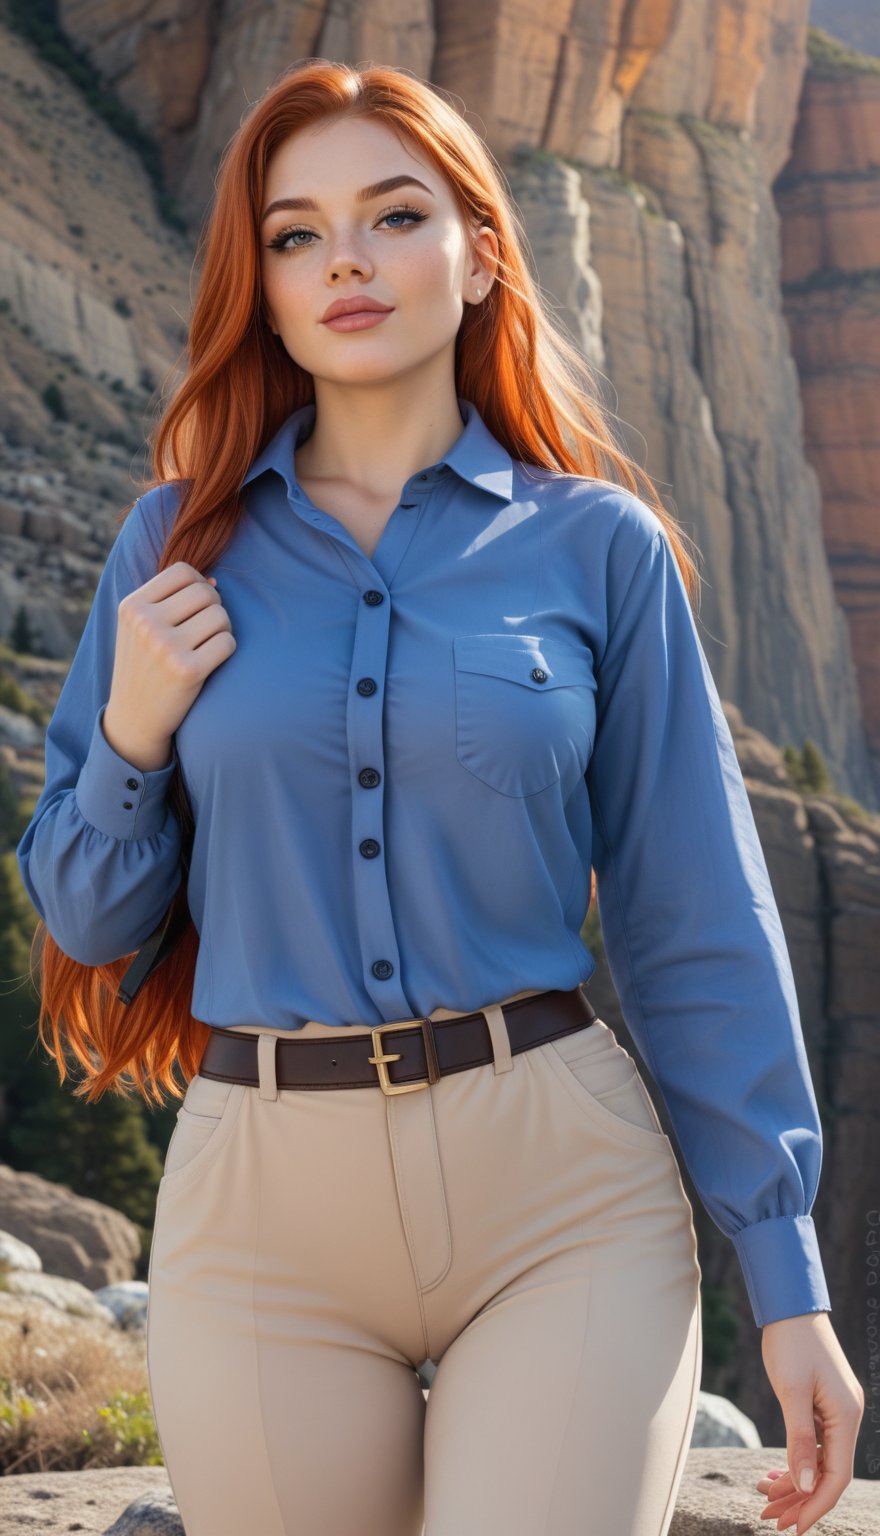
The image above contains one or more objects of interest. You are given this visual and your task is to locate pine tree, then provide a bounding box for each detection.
[9,606,39,655]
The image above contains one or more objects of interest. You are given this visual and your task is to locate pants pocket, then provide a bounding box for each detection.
[540,1019,673,1153]
[160,1073,246,1195]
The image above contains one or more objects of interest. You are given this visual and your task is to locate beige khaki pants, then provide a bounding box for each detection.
[146,987,702,1535]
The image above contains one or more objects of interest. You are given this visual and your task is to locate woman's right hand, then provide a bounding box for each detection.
[104,564,236,762]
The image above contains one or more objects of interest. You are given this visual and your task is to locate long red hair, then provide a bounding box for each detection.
[25,58,701,1106]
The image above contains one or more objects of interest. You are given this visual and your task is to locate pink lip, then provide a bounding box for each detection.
[321,297,394,320]
[323,308,394,332]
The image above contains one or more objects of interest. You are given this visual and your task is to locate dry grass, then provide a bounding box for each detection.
[0,1296,163,1473]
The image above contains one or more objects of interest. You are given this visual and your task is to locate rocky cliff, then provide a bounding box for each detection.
[39,0,877,805]
[0,14,194,658]
[773,31,880,781]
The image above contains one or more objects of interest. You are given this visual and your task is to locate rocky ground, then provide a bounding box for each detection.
[0,1449,877,1534]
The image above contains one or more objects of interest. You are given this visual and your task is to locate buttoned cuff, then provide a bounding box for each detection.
[74,704,178,841]
[731,1214,832,1328]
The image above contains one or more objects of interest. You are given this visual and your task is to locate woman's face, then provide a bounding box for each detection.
[259,114,496,385]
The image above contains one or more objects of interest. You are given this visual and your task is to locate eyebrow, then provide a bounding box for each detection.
[260,175,435,227]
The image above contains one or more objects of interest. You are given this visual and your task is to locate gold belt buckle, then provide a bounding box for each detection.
[368,1018,440,1095]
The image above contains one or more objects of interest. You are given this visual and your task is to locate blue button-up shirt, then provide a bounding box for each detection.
[16,396,831,1327]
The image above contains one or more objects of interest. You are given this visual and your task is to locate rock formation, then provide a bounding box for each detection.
[35,1,878,803]
[774,32,880,782]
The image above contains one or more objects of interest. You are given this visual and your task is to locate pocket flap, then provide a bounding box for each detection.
[453,634,597,691]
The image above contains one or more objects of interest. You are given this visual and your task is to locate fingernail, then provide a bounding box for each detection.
[798,1467,815,1493]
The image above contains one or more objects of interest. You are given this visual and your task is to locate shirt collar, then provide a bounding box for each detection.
[241,396,514,504]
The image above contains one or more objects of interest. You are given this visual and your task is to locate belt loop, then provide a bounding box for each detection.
[483,1003,514,1076]
[258,1033,279,1101]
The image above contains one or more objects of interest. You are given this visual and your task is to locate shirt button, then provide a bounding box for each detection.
[122,801,133,810]
[363,590,384,606]
[126,777,139,789]
[372,959,394,980]
[359,838,381,858]
[357,678,377,696]
[531,668,548,683]
[359,768,381,788]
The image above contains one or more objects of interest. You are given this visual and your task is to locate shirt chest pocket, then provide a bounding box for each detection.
[453,633,598,797]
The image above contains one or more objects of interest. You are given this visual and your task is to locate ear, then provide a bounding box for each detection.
[471,224,499,298]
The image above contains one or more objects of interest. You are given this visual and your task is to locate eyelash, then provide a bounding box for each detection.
[266,203,428,253]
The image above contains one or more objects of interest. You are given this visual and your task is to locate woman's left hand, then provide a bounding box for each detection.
[754,1312,864,1533]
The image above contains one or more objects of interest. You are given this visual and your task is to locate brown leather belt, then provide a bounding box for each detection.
[197,985,599,1097]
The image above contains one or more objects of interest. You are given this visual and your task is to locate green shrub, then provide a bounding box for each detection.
[7,610,42,659]
[782,742,876,822]
[41,381,65,419]
[81,1388,164,1467]
[784,739,831,794]
[0,667,46,720]
[807,24,880,78]
[700,1283,740,1371]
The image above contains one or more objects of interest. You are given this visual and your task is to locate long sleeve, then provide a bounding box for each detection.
[586,510,832,1329]
[16,489,184,967]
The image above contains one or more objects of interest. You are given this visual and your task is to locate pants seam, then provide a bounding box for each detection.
[251,1094,290,1535]
[540,1237,593,1536]
[386,1096,435,1363]
[414,1092,454,1295]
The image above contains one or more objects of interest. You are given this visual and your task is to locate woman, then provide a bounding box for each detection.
[16,59,863,1536]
